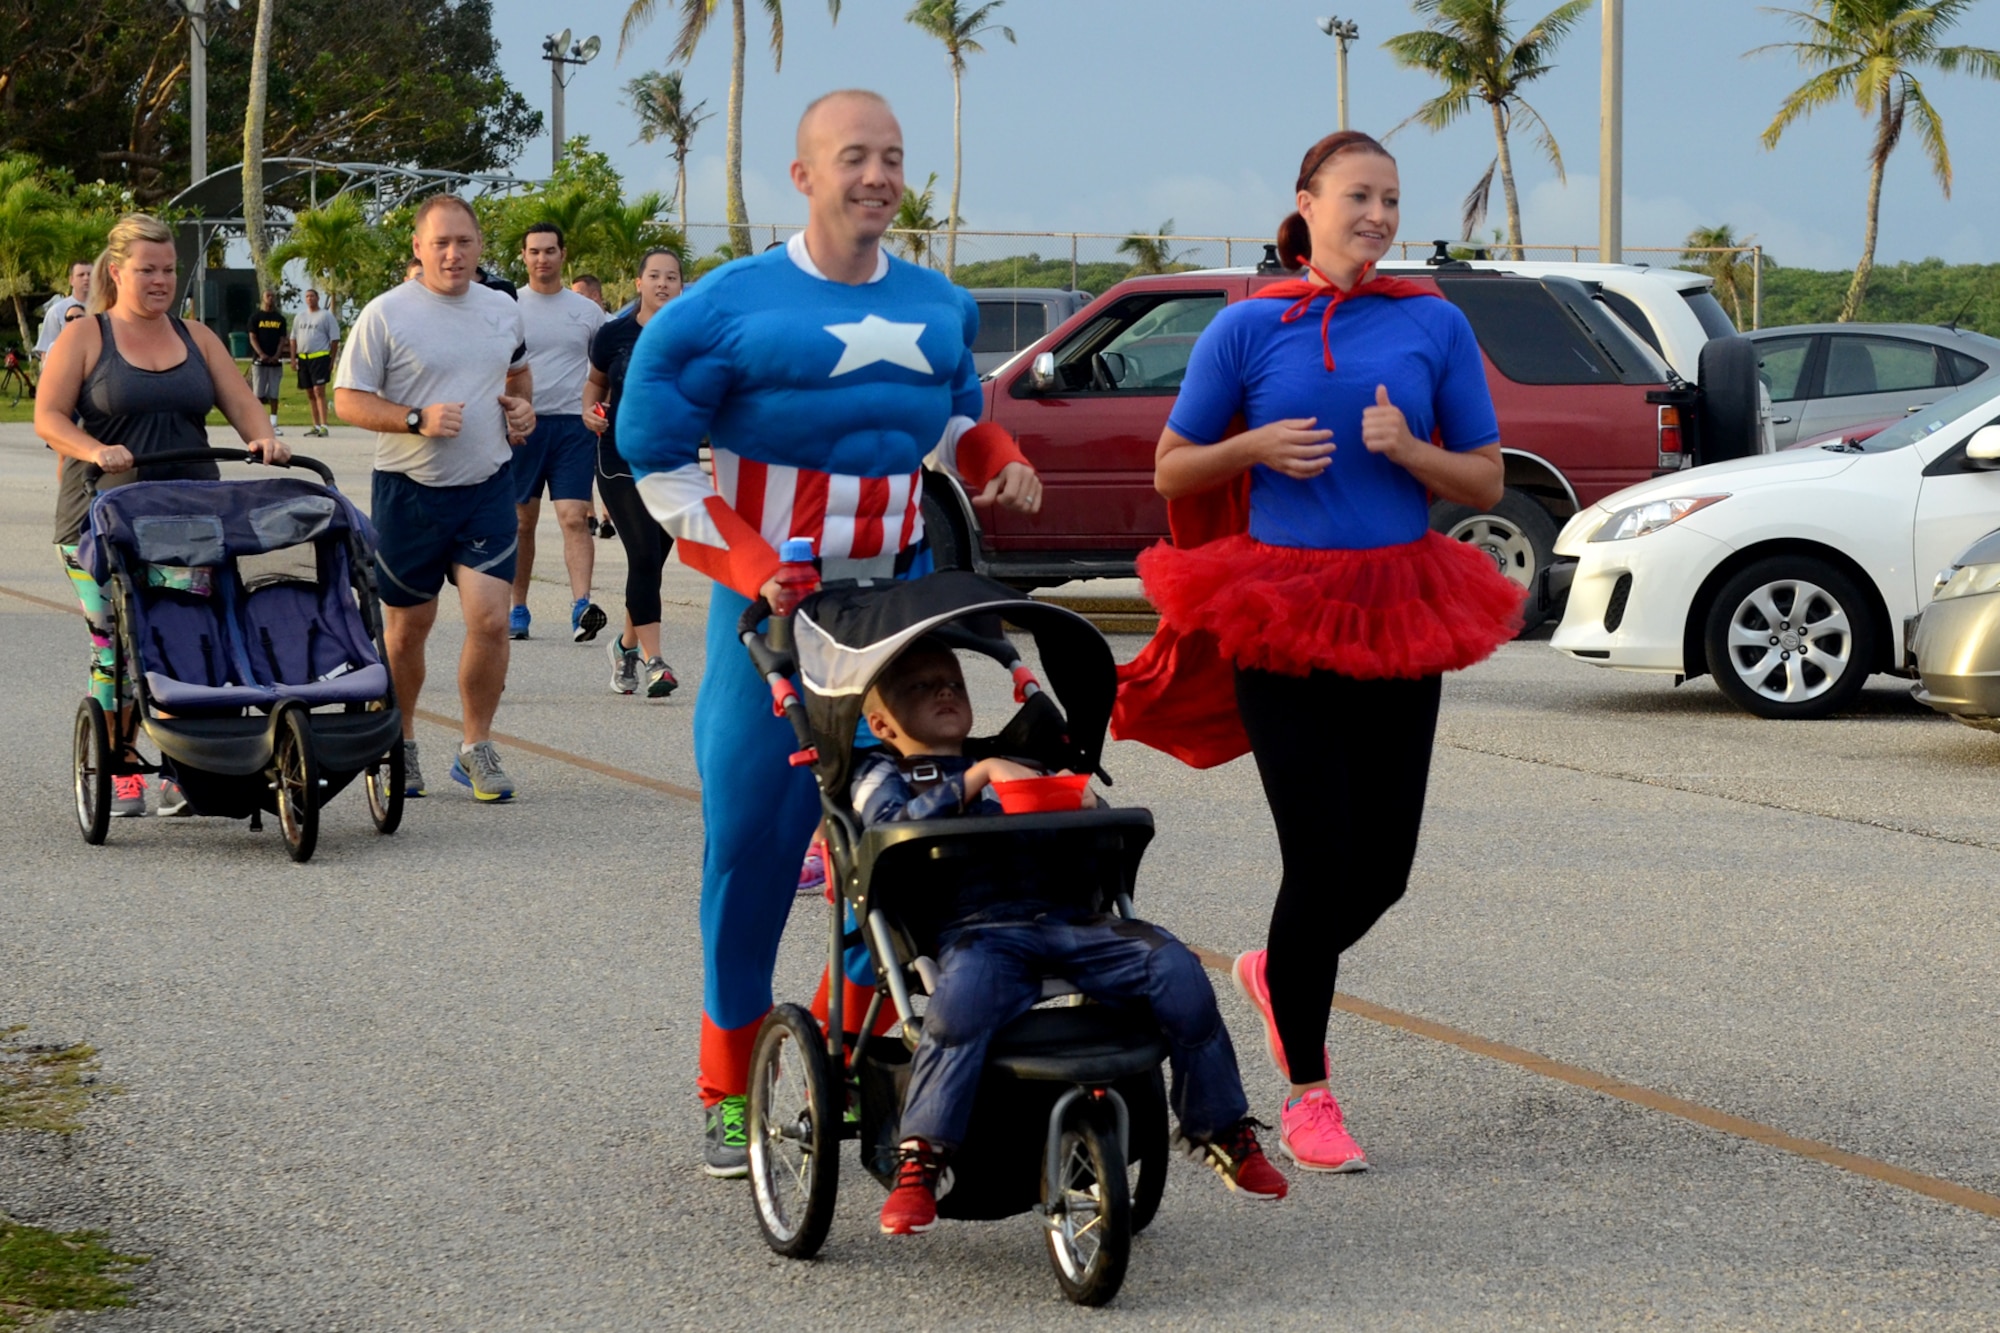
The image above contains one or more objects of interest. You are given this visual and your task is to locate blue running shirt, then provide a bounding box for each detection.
[1167,293,1499,550]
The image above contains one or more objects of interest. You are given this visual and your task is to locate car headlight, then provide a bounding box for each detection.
[1587,494,1729,542]
[1933,562,2000,601]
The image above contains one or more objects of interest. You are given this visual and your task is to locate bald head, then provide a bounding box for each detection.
[795,89,897,163]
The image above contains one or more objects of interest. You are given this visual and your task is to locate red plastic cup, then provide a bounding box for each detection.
[989,773,1092,814]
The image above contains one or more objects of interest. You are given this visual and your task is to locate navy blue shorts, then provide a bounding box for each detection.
[510,413,596,505]
[371,467,518,607]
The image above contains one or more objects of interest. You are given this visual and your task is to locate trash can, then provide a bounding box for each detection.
[228,331,250,358]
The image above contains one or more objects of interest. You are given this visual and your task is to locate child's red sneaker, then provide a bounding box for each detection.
[1191,1120,1289,1200]
[879,1140,950,1235]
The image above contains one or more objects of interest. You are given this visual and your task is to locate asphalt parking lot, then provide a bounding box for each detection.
[3,422,1998,1330]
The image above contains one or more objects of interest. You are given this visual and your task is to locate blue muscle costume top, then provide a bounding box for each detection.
[613,236,987,597]
[1167,293,1499,550]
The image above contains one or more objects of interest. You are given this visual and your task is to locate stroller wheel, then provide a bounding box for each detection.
[272,705,319,863]
[365,741,404,835]
[1129,1066,1169,1236]
[73,699,112,846]
[746,1004,840,1260]
[1043,1099,1132,1307]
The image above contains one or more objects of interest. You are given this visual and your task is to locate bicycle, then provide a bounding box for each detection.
[2,347,36,406]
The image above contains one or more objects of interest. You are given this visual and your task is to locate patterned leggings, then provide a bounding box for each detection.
[59,544,117,710]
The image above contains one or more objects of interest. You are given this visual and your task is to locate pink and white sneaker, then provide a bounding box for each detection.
[1231,949,1329,1082]
[1280,1089,1369,1173]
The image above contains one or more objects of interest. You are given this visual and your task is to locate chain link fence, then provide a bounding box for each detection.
[677,225,1766,326]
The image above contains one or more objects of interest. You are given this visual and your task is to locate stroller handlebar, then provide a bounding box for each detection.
[83,447,337,487]
[738,596,820,769]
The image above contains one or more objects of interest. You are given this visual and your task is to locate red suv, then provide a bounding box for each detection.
[924,259,1759,628]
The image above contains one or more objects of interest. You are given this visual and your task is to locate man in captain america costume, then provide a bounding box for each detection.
[616,88,1044,1176]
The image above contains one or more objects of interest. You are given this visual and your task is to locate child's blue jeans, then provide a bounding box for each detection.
[898,906,1250,1151]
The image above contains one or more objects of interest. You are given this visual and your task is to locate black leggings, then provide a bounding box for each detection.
[1233,667,1442,1085]
[596,468,674,627]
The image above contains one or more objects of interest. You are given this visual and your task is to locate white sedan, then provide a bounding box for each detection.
[1549,379,2000,719]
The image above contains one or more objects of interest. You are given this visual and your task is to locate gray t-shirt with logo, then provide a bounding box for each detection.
[292,307,340,356]
[516,286,604,417]
[334,281,527,487]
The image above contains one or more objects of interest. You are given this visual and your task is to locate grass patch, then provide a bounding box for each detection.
[0,1219,147,1328]
[0,1028,110,1136]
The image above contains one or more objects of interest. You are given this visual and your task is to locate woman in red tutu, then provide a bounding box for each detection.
[1115,130,1522,1172]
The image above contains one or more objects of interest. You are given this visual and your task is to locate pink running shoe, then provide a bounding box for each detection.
[1231,949,1329,1082]
[1280,1089,1369,1173]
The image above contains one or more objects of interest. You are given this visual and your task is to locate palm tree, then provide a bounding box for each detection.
[1680,224,1771,328]
[1384,0,1592,259]
[493,183,611,277]
[589,191,683,299]
[267,195,382,320]
[620,0,843,258]
[626,69,711,222]
[1753,0,2000,322]
[1116,220,1186,277]
[242,0,277,297]
[904,0,1014,277]
[0,158,63,350]
[890,173,944,266]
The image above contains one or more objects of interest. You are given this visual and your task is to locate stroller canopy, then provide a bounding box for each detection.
[79,476,373,584]
[794,571,1116,798]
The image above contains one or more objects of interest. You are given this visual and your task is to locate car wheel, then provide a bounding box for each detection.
[1703,556,1878,719]
[921,484,972,573]
[1431,488,1561,632]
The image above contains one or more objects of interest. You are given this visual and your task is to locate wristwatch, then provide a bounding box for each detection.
[405,408,423,436]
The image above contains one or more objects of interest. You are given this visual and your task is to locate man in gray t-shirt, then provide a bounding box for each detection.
[290,289,341,436]
[331,195,537,804]
[507,222,609,643]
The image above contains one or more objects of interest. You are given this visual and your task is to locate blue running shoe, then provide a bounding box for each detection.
[508,605,531,640]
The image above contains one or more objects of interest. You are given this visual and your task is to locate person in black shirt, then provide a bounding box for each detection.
[581,247,682,699]
[247,289,289,435]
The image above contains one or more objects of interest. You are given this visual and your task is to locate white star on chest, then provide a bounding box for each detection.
[823,314,932,377]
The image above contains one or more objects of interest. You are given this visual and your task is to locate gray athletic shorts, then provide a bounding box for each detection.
[251,362,283,401]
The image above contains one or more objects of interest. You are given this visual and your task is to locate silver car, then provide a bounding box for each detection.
[1914,491,2000,730]
[1743,322,2000,447]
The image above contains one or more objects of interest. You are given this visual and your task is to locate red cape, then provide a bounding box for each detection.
[1111,273,1439,769]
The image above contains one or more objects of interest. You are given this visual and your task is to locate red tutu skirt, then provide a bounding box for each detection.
[1113,531,1524,768]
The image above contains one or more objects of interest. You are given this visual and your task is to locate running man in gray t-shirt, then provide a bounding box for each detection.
[331,194,537,803]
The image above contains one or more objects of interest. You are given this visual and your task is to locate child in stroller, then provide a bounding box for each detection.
[854,636,1288,1235]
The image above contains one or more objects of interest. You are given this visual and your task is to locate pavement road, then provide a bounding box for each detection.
[2,423,1998,1330]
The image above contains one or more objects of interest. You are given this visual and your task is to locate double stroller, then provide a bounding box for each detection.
[71,448,405,862]
[740,570,1173,1306]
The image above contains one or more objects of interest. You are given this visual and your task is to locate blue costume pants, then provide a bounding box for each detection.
[899,908,1250,1151]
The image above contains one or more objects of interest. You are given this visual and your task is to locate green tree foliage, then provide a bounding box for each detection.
[951,254,1128,294]
[1384,0,1591,258]
[266,195,386,320]
[1752,0,2000,322]
[1757,258,2000,332]
[621,0,843,256]
[904,0,1014,277]
[1681,224,1770,328]
[1116,221,1190,277]
[0,0,541,206]
[0,159,67,350]
[625,69,711,222]
[891,174,945,267]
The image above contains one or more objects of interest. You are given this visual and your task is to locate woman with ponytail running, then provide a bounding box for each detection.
[1114,131,1522,1173]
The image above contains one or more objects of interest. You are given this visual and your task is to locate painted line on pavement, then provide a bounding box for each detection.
[11,576,1997,1221]
[1186,944,2000,1221]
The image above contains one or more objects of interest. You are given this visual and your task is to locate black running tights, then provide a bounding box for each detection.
[1233,667,1443,1085]
[596,468,674,628]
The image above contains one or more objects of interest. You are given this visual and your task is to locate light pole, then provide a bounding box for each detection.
[1599,0,1623,263]
[171,0,240,185]
[1316,16,1360,132]
[541,30,601,175]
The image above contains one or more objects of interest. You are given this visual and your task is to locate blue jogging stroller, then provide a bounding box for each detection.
[72,448,405,862]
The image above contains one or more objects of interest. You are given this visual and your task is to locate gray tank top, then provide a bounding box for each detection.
[53,314,221,545]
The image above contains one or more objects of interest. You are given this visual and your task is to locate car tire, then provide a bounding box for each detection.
[921,483,972,573]
[1697,336,1763,464]
[1702,555,1878,719]
[1431,488,1561,632]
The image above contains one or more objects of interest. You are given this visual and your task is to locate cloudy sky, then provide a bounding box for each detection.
[487,0,2000,269]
